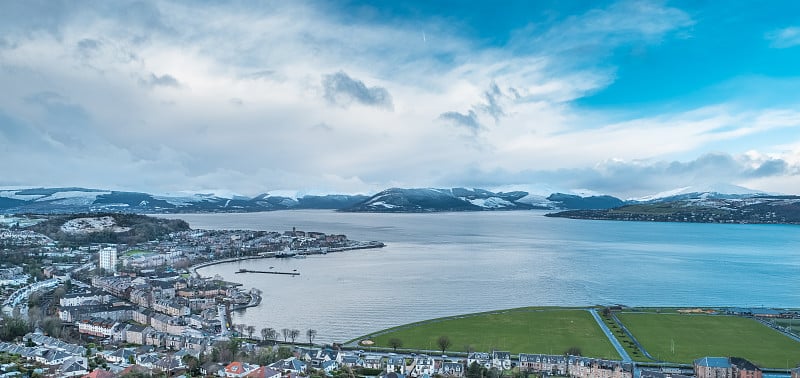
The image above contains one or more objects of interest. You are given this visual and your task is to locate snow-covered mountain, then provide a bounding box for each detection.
[0,187,368,214]
[630,183,768,203]
[341,187,626,212]
[0,184,776,215]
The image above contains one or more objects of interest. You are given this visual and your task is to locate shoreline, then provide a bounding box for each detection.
[191,241,386,278]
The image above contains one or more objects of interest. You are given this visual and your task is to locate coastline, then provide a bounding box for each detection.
[191,240,386,278]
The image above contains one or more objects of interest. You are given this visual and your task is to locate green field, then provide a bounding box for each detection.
[617,313,800,368]
[366,308,619,359]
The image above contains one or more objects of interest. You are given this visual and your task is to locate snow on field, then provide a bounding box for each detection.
[60,216,131,234]
[514,193,558,208]
[467,197,514,208]
[0,190,45,201]
[37,191,109,201]
[367,201,397,209]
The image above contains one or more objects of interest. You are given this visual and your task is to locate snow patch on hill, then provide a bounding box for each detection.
[60,216,131,234]
[467,197,514,208]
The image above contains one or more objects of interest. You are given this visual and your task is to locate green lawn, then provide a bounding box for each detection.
[366,308,619,359]
[617,313,800,368]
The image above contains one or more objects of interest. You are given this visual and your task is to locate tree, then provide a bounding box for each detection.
[41,317,62,338]
[437,335,451,354]
[281,328,290,343]
[564,346,582,356]
[466,362,486,378]
[306,329,317,346]
[182,354,200,376]
[388,338,403,352]
[289,329,300,344]
[246,325,255,340]
[235,323,245,337]
[0,316,30,341]
[261,327,276,344]
[277,346,293,360]
[227,339,241,360]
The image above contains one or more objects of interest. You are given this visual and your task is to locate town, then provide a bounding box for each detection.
[0,216,797,378]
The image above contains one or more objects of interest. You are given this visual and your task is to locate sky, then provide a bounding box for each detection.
[2,0,800,198]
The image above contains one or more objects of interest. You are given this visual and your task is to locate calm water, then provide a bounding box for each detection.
[177,210,800,343]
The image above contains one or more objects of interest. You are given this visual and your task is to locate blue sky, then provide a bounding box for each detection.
[1,0,799,198]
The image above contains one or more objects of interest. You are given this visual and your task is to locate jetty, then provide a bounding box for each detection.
[235,268,300,276]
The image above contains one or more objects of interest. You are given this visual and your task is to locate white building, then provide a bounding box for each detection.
[99,247,118,273]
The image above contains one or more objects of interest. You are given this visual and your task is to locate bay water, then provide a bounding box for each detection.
[180,210,800,343]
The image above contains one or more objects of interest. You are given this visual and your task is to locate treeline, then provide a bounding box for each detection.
[28,213,190,245]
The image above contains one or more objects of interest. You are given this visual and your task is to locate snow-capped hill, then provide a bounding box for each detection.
[0,187,369,214]
[631,183,769,203]
[514,194,559,209]
[345,187,540,212]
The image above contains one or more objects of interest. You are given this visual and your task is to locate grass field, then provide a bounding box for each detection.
[366,308,620,359]
[617,313,800,368]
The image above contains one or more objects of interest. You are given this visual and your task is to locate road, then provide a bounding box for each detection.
[588,308,632,363]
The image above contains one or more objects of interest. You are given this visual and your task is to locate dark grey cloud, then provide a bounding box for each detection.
[311,122,334,132]
[141,73,180,88]
[438,110,480,130]
[76,38,102,58]
[22,91,92,147]
[242,70,278,80]
[322,71,393,110]
[441,83,514,133]
[479,83,506,122]
[748,159,789,177]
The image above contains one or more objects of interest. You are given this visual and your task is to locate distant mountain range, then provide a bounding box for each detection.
[0,187,368,214]
[0,185,782,215]
[547,196,800,224]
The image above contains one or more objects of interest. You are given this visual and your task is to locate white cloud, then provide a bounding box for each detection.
[0,1,798,196]
[766,26,800,48]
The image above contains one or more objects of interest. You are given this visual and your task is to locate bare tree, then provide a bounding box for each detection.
[388,338,403,352]
[281,328,290,343]
[261,327,277,344]
[246,325,255,340]
[307,329,317,346]
[235,323,245,336]
[289,329,300,344]
[437,335,451,354]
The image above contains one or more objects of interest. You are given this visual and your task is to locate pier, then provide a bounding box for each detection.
[235,268,300,276]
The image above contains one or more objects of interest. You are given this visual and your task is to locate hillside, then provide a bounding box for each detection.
[546,196,800,224]
[0,187,368,214]
[29,213,190,245]
[341,188,625,212]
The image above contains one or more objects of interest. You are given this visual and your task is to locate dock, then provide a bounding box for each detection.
[235,268,300,276]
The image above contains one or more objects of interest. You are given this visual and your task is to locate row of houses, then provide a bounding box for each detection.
[694,357,763,378]
[0,335,89,377]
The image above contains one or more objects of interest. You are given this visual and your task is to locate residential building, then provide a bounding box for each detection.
[99,247,117,273]
[730,357,762,378]
[569,357,633,378]
[492,351,512,370]
[224,361,257,377]
[468,353,491,369]
[440,362,465,377]
[387,356,406,374]
[410,355,436,377]
[269,357,306,374]
[695,358,732,378]
[246,366,282,378]
[519,354,568,375]
[363,355,383,370]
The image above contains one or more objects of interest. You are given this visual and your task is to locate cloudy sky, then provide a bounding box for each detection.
[2,0,800,198]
